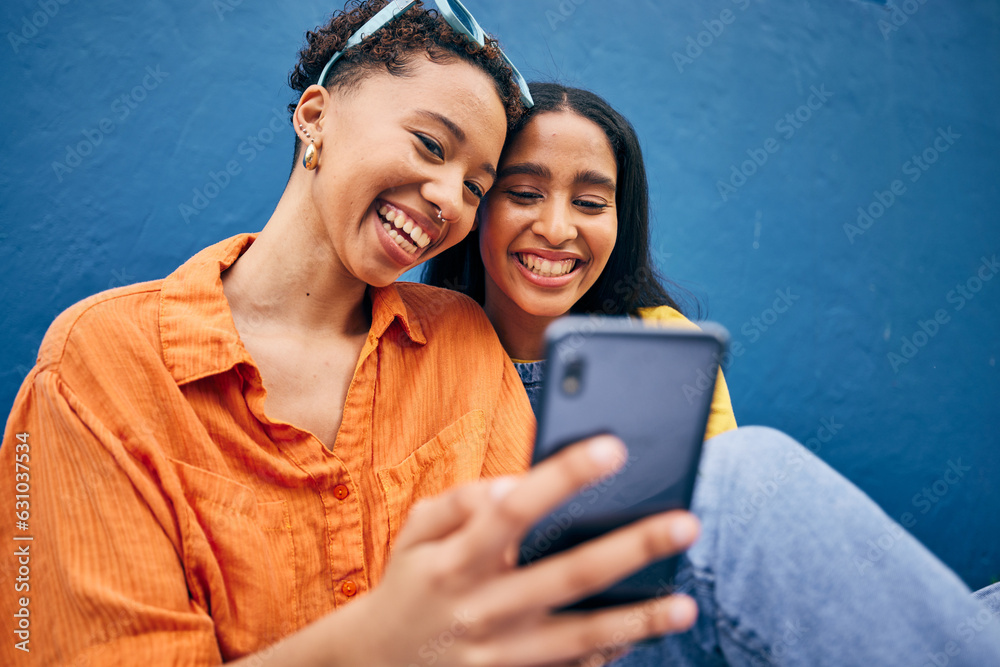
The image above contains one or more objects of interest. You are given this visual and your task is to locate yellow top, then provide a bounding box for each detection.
[636,305,738,441]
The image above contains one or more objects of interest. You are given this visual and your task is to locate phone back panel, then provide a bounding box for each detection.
[520,316,727,609]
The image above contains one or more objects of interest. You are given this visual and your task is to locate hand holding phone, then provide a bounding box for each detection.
[520,315,728,610]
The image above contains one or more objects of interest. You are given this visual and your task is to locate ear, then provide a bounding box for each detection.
[294,84,331,147]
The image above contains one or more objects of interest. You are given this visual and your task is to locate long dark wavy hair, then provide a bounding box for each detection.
[424,81,691,317]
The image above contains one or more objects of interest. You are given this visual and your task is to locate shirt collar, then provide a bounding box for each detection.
[369,282,426,346]
[160,233,426,386]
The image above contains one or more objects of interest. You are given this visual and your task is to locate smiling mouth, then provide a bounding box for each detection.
[516,252,580,278]
[378,203,432,254]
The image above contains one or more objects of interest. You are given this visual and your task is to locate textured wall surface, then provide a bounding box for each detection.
[1,0,998,588]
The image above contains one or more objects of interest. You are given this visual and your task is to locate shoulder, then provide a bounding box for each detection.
[36,280,164,372]
[393,282,512,377]
[396,282,496,336]
[635,305,700,330]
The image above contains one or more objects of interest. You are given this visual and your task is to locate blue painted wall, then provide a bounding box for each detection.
[1,0,997,588]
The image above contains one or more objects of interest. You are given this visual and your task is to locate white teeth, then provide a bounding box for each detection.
[388,227,416,253]
[378,203,429,253]
[395,232,416,253]
[518,253,576,277]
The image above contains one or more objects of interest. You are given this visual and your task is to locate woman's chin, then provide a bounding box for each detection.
[513,297,575,321]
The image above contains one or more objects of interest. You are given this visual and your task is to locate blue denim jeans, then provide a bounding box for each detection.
[612,427,1000,666]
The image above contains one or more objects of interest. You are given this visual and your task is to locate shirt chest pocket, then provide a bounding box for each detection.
[377,410,488,547]
[169,459,298,660]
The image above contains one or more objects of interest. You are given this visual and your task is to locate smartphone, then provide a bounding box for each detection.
[518,315,728,610]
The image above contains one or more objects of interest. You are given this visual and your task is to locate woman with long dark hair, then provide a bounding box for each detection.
[426,81,1000,666]
[426,82,737,433]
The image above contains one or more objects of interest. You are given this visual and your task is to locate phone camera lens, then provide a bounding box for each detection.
[561,357,585,396]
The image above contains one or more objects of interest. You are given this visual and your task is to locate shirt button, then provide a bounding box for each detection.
[333,484,350,500]
[341,580,357,597]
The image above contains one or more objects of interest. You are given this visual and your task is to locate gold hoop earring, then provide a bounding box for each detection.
[302,142,318,170]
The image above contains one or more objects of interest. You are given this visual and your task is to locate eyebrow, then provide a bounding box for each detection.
[499,162,615,190]
[498,162,550,180]
[573,169,616,190]
[417,109,466,143]
[416,109,496,182]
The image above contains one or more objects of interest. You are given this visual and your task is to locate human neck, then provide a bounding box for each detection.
[221,171,370,340]
[484,296,557,362]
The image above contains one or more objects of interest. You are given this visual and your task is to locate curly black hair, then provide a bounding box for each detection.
[287,0,524,168]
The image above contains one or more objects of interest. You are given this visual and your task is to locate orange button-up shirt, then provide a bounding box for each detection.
[0,234,534,665]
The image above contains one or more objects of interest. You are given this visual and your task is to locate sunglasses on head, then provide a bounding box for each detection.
[316,0,533,107]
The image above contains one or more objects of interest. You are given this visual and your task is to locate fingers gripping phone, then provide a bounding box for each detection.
[518,315,728,610]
